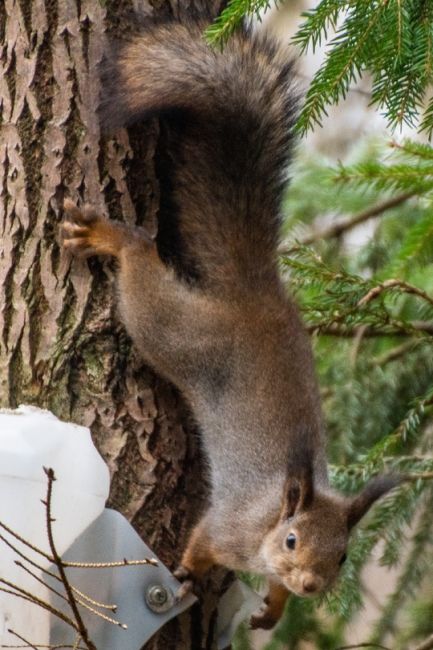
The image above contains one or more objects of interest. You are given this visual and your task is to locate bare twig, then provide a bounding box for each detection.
[42,468,96,650]
[335,644,391,650]
[0,522,53,563]
[372,340,418,365]
[357,279,433,309]
[3,632,87,650]
[4,629,39,650]
[15,561,70,605]
[403,472,433,481]
[63,558,157,568]
[413,633,433,650]
[280,191,415,250]
[1,533,117,612]
[14,561,123,627]
[0,584,78,631]
[0,467,156,649]
[308,321,433,337]
[350,324,368,366]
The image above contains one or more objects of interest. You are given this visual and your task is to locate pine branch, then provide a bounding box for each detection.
[205,0,277,46]
[293,2,433,134]
[280,191,415,248]
[370,488,433,642]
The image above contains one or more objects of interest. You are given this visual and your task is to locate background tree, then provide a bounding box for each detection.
[0,1,225,648]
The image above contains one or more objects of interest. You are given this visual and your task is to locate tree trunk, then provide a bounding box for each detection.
[0,1,225,647]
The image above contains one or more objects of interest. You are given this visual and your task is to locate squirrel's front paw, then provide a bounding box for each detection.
[62,199,103,257]
[173,565,196,602]
[249,605,278,630]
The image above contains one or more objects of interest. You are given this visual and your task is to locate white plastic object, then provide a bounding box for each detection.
[217,580,263,649]
[0,405,110,647]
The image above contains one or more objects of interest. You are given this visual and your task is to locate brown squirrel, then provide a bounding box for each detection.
[61,18,400,630]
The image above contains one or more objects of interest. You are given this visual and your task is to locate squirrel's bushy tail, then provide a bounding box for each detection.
[101,20,298,292]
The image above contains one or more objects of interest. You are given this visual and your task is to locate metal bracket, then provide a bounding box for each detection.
[48,508,262,649]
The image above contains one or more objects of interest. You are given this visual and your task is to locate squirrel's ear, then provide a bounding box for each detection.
[347,475,401,529]
[281,466,314,520]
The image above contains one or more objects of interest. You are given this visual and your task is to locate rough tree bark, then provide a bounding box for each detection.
[0,1,226,648]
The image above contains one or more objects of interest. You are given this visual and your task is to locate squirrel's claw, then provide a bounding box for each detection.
[63,198,98,224]
[173,565,196,603]
[61,199,123,259]
[249,606,278,631]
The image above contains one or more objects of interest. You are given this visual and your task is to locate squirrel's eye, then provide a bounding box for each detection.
[339,553,347,566]
[286,533,296,550]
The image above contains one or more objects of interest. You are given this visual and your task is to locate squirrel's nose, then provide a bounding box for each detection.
[302,576,319,593]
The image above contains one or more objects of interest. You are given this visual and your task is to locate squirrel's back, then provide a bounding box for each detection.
[101,20,298,291]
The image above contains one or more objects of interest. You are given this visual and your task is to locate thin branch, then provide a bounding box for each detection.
[413,634,433,650]
[4,629,39,650]
[403,472,433,481]
[14,561,124,627]
[357,279,433,309]
[43,468,96,650]
[14,561,70,605]
[62,558,157,569]
[308,321,433,337]
[0,584,78,631]
[372,340,418,365]
[2,646,87,650]
[71,602,127,630]
[1,533,117,612]
[280,192,415,250]
[0,522,53,563]
[336,644,391,650]
[3,633,87,650]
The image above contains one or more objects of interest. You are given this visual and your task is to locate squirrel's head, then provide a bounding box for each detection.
[261,467,400,597]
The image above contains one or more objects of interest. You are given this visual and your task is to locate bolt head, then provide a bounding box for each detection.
[146,584,174,613]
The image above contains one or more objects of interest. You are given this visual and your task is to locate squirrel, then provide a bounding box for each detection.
[61,17,400,630]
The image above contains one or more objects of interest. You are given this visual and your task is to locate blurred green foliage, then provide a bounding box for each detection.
[234,143,433,649]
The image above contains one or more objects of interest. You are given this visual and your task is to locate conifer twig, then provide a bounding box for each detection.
[292,191,415,247]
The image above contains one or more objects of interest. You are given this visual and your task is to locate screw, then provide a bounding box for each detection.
[146,584,174,613]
